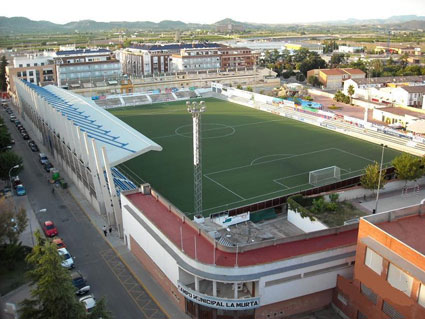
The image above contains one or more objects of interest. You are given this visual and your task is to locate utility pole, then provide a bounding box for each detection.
[187,101,206,217]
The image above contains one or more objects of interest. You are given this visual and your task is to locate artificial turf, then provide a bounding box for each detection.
[109,98,401,216]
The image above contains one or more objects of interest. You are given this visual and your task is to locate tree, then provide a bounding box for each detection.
[307,75,321,87]
[0,200,28,245]
[0,55,8,92]
[0,151,23,181]
[330,53,346,67]
[246,86,253,92]
[295,73,305,82]
[347,85,355,104]
[88,298,112,319]
[20,231,113,319]
[392,154,425,188]
[19,231,87,319]
[361,162,386,192]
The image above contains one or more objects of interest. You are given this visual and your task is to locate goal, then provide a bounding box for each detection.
[309,166,341,186]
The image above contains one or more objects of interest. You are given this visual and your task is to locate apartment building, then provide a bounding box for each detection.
[119,43,256,76]
[5,55,56,97]
[334,207,425,319]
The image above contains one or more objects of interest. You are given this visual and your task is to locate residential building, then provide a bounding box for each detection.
[50,48,121,88]
[119,43,256,76]
[343,75,425,100]
[334,206,425,319]
[220,47,255,70]
[5,54,56,97]
[307,68,365,89]
[170,48,221,72]
[119,43,222,76]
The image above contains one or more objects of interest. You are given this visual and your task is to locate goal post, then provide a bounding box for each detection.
[309,166,341,186]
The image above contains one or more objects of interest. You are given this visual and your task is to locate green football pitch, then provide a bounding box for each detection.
[109,98,401,216]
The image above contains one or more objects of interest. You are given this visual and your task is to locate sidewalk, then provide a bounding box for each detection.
[357,185,425,214]
[64,176,187,319]
[6,106,187,319]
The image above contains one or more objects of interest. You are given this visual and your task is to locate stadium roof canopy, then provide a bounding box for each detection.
[21,81,162,166]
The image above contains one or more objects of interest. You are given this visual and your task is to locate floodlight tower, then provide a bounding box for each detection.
[187,101,206,217]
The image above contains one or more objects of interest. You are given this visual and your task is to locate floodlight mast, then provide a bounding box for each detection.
[187,101,206,217]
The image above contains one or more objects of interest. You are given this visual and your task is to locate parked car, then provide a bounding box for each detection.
[58,248,74,269]
[22,134,30,140]
[11,176,21,189]
[14,120,21,126]
[52,237,66,249]
[43,161,54,172]
[10,139,15,145]
[28,140,39,152]
[43,220,58,237]
[10,116,16,122]
[79,295,96,313]
[71,271,90,295]
[16,184,26,196]
[39,153,49,165]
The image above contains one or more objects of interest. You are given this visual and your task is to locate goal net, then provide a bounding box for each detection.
[309,166,341,186]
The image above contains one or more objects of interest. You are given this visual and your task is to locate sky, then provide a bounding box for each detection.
[3,0,425,25]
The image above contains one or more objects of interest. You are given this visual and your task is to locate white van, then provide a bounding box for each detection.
[39,153,48,165]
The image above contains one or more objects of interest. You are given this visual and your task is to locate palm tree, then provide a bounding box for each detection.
[347,85,355,104]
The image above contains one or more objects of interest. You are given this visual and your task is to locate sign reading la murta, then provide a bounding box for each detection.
[178,283,260,310]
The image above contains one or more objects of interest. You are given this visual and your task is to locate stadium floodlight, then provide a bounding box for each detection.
[374,144,387,214]
[187,101,206,217]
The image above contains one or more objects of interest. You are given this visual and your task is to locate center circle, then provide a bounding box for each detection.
[175,123,236,139]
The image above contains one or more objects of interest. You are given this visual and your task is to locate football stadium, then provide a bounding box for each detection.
[110,97,402,216]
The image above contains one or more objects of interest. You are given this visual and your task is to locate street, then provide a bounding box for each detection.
[1,106,167,319]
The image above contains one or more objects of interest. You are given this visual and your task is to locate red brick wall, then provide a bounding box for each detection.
[129,235,186,311]
[255,289,332,319]
[334,219,425,318]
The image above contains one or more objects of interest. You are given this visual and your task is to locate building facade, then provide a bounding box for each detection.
[119,43,256,76]
[307,68,365,90]
[334,206,425,319]
[121,188,357,319]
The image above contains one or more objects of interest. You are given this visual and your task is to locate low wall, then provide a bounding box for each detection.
[336,176,425,201]
[308,89,334,98]
[287,209,328,232]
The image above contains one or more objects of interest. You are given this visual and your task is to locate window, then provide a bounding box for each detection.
[419,284,425,308]
[29,71,33,76]
[337,293,348,306]
[19,64,23,67]
[382,301,404,319]
[387,263,413,297]
[361,283,377,304]
[365,248,383,275]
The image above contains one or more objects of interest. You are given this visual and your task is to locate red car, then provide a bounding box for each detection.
[52,237,66,249]
[43,221,58,237]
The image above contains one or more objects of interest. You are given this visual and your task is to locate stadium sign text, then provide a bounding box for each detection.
[178,283,260,310]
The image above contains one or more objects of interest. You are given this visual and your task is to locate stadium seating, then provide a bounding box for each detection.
[94,98,123,108]
[149,93,176,103]
[174,91,198,99]
[122,95,150,106]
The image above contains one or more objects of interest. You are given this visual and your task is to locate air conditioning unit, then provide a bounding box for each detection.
[140,183,151,195]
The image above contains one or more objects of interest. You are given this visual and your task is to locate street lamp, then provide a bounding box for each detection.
[374,144,387,214]
[8,164,20,187]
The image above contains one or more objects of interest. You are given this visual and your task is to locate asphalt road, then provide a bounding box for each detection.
[1,106,146,318]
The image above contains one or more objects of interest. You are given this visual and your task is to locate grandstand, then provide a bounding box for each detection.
[149,93,175,103]
[106,167,138,196]
[174,91,198,99]
[122,95,150,106]
[94,98,123,108]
